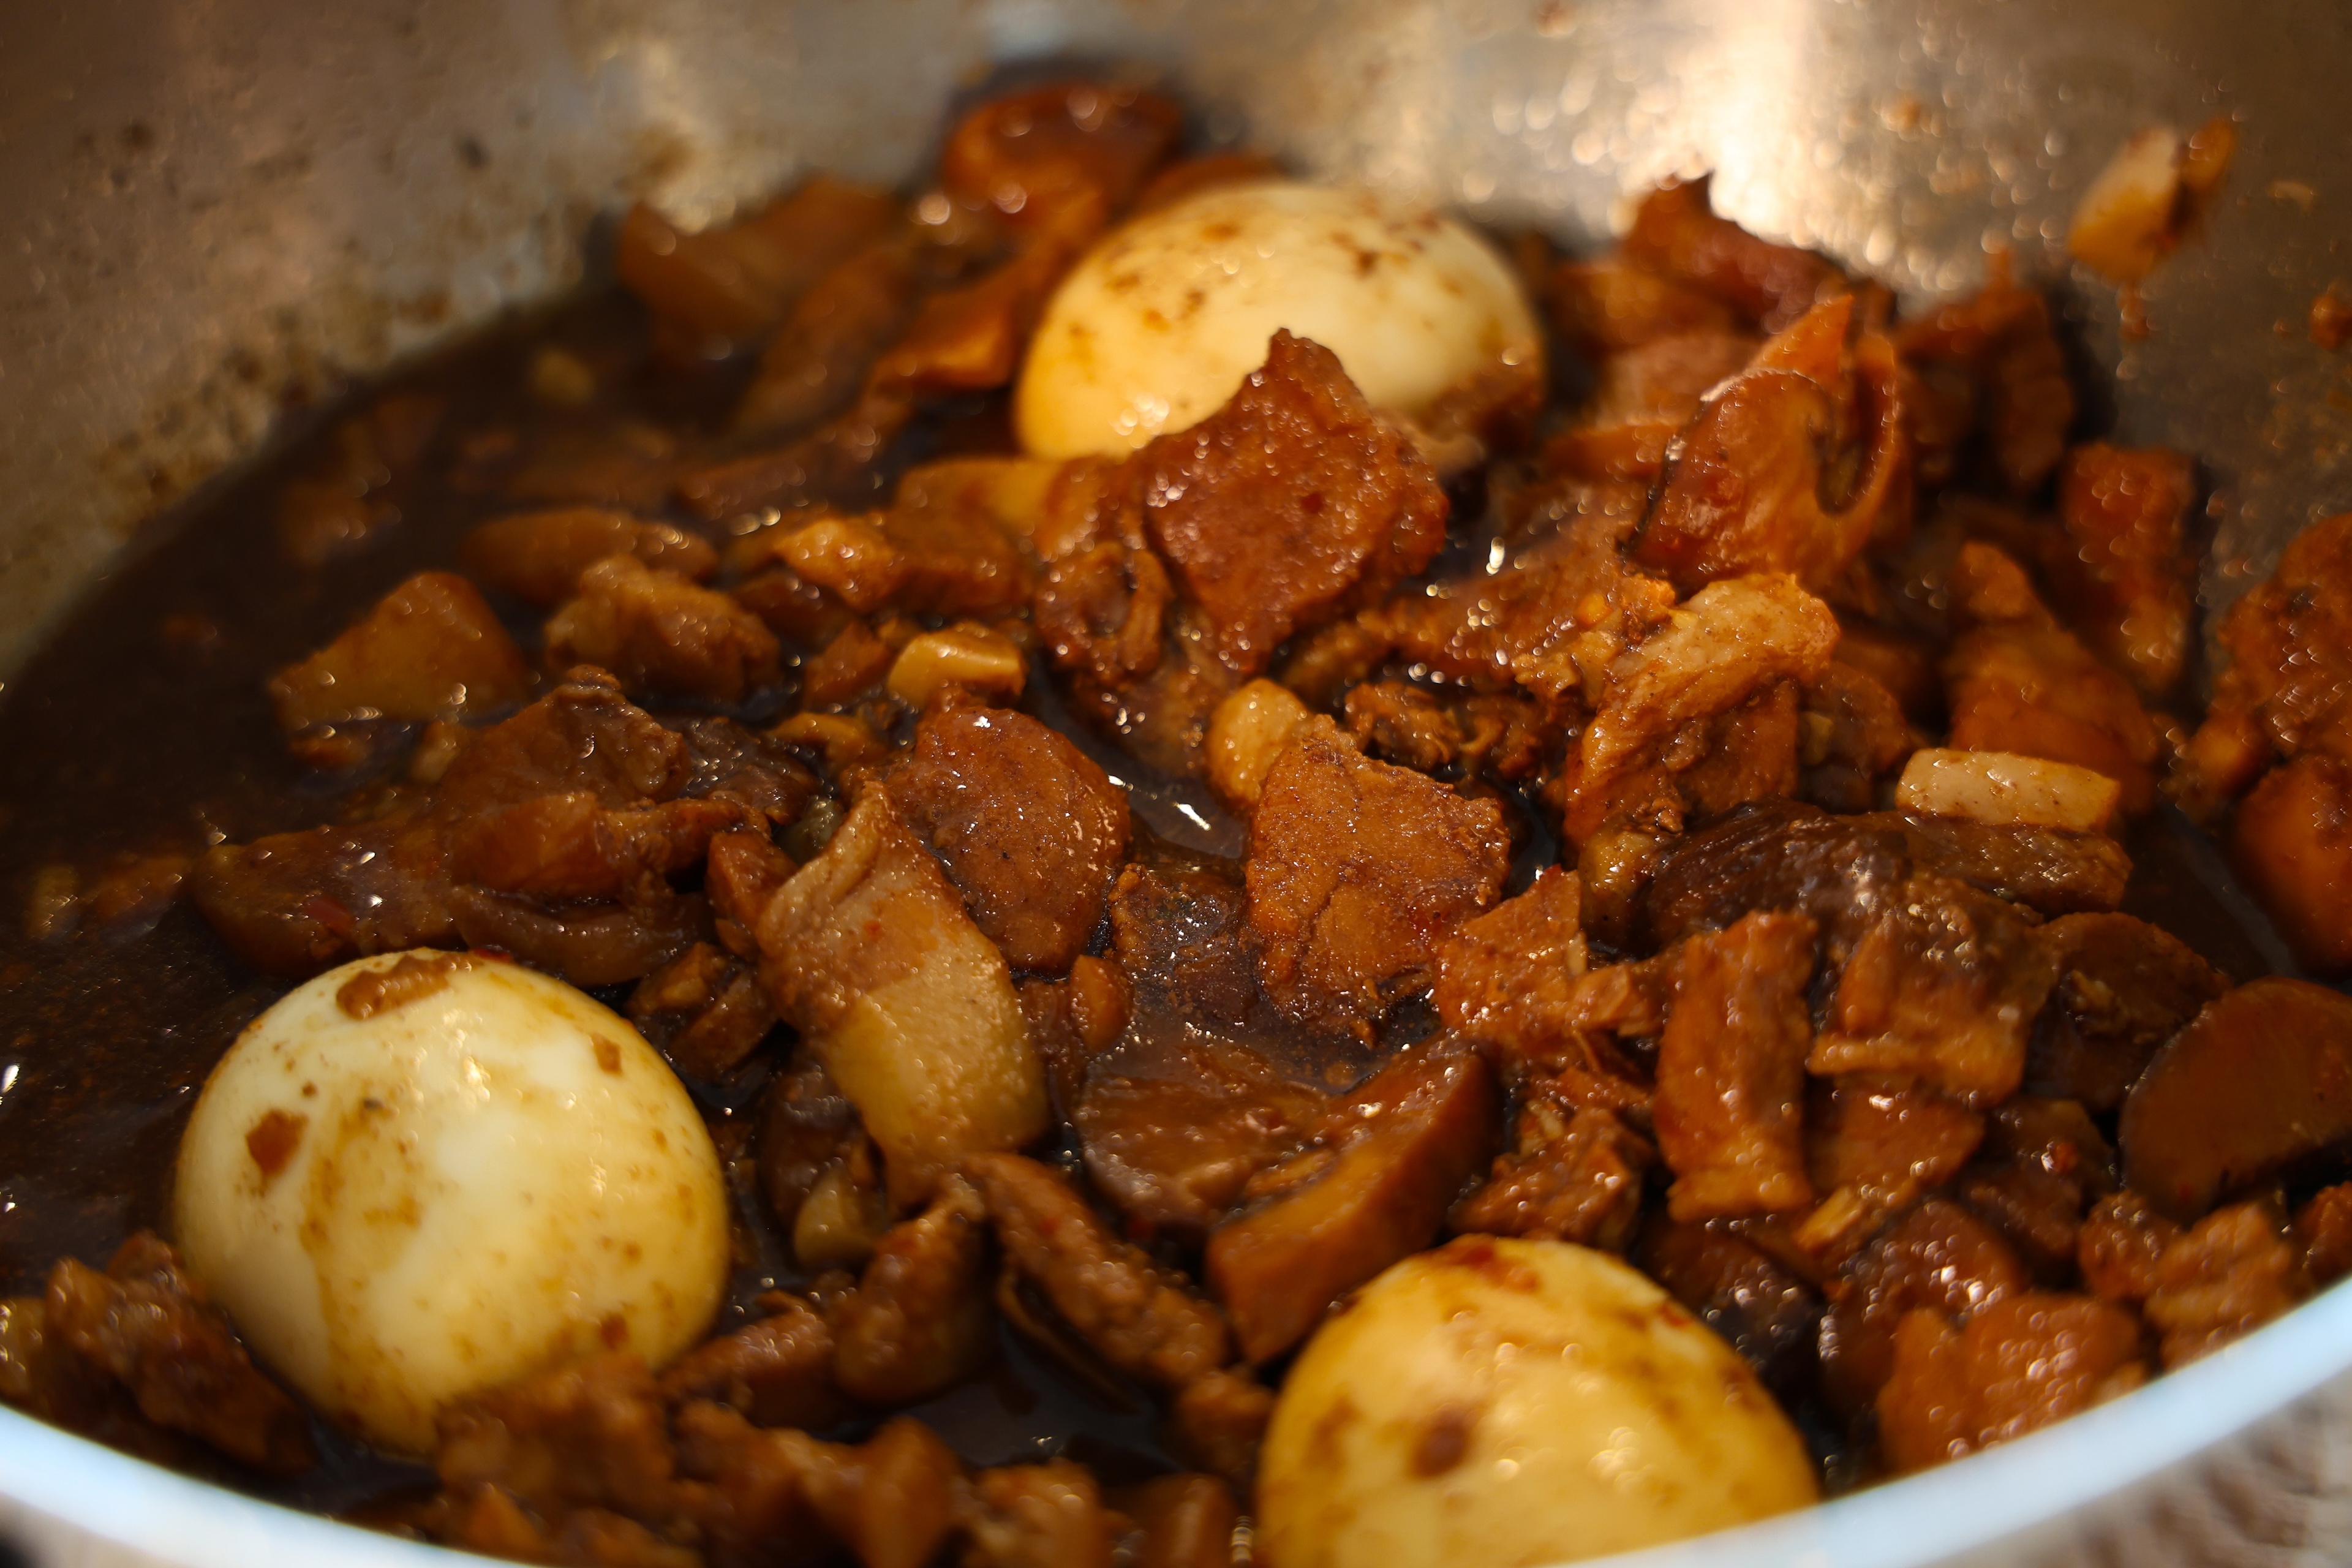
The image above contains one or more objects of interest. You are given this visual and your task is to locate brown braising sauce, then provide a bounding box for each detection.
[0,291,1184,1513]
[0,77,2330,1553]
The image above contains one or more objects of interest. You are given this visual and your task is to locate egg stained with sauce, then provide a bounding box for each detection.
[1015,180,1542,458]
[173,949,728,1455]
[1257,1237,1819,1568]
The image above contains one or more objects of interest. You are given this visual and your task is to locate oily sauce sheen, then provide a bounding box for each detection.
[0,296,1166,1512]
[0,303,2272,1510]
[0,76,2344,1568]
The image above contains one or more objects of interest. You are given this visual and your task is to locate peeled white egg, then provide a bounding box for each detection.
[1257,1237,1819,1568]
[1016,181,1541,458]
[173,951,729,1455]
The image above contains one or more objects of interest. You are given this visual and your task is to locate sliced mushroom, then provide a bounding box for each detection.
[2120,979,2352,1222]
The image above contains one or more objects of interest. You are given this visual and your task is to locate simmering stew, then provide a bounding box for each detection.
[0,76,2346,1568]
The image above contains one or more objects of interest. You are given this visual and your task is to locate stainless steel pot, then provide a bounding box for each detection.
[3,1,2350,1563]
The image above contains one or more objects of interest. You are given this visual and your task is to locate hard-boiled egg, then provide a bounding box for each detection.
[173,950,728,1455]
[1016,181,1541,458]
[1257,1236,1818,1568]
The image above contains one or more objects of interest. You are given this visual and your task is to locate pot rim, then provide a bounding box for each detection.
[4,1272,2345,1568]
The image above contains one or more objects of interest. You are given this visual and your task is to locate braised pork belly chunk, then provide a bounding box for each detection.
[1244,718,1510,1029]
[891,705,1130,975]
[6,72,2348,1565]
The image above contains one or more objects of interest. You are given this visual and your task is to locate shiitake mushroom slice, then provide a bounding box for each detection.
[2119,978,2352,1223]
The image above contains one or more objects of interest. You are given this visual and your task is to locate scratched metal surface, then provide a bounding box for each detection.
[2,1,2351,1564]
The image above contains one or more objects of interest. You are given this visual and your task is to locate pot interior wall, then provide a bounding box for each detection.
[3,0,2348,679]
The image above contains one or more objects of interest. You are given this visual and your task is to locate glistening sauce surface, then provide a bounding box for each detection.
[0,293,1191,1512]
[0,79,2339,1566]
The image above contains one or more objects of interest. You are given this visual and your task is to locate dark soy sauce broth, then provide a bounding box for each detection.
[0,278,2285,1514]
